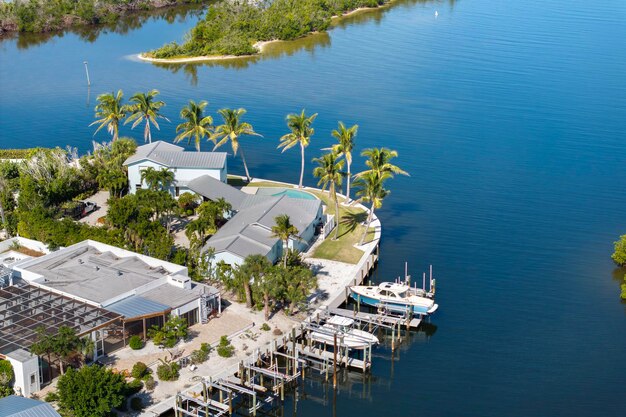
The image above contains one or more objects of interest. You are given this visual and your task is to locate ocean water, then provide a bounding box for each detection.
[1,0,626,415]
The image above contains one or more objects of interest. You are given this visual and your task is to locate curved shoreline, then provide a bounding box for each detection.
[138,1,395,64]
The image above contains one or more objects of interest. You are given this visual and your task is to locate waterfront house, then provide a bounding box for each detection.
[0,238,220,396]
[0,395,61,417]
[124,141,228,197]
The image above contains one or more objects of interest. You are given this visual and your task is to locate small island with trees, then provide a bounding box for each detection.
[141,0,392,62]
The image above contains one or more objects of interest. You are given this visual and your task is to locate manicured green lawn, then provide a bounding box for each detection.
[248,180,294,188]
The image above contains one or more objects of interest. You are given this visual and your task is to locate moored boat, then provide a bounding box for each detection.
[310,316,379,349]
[349,282,439,315]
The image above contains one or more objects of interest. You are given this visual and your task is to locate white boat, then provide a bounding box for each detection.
[350,282,439,315]
[310,316,379,349]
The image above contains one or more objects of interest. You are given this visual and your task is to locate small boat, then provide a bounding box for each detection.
[310,316,379,349]
[350,282,439,315]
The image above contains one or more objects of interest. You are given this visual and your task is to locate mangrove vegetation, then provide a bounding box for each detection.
[148,0,389,58]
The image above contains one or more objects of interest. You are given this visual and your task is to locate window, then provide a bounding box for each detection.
[30,373,36,384]
[136,184,142,190]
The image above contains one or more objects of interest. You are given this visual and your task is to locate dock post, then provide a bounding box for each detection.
[333,333,338,388]
[292,328,297,376]
[391,326,395,352]
[252,391,257,416]
[240,361,245,385]
[357,294,361,313]
[228,390,233,415]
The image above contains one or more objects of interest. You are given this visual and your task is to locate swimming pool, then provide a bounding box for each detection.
[255,187,318,200]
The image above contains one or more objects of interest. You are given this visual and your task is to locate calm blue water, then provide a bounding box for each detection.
[2,0,626,415]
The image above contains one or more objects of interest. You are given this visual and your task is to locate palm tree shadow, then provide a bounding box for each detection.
[338,211,367,238]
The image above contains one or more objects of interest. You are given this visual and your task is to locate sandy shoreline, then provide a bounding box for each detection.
[138,2,394,64]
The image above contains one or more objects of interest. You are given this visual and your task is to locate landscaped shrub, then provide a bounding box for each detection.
[130,397,144,411]
[148,315,188,348]
[260,323,271,331]
[131,362,150,379]
[124,379,143,396]
[216,335,234,358]
[156,359,180,381]
[190,348,209,365]
[144,376,156,391]
[128,335,143,350]
[44,391,59,402]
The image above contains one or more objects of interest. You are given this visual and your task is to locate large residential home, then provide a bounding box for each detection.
[0,238,220,396]
[188,175,324,266]
[124,141,228,197]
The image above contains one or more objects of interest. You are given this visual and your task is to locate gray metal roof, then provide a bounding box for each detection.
[20,244,171,304]
[124,141,226,169]
[140,284,205,310]
[0,396,61,417]
[105,296,170,319]
[188,175,248,210]
[203,193,322,260]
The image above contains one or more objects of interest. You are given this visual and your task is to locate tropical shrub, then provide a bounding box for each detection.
[129,335,143,350]
[261,323,271,331]
[130,362,149,379]
[57,365,126,417]
[190,343,211,364]
[124,378,143,396]
[144,376,156,391]
[216,335,234,358]
[156,358,180,381]
[148,315,188,348]
[44,391,60,402]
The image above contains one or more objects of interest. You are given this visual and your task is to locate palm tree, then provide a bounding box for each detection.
[278,109,318,188]
[125,89,169,143]
[312,152,344,240]
[353,171,390,246]
[89,90,126,141]
[357,147,409,179]
[271,214,300,268]
[328,122,357,202]
[140,167,175,191]
[211,108,261,182]
[174,100,213,152]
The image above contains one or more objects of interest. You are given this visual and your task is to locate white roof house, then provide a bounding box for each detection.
[1,240,221,396]
[124,141,228,197]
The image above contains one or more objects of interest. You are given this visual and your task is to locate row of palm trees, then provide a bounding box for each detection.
[90,92,408,245]
[91,90,261,181]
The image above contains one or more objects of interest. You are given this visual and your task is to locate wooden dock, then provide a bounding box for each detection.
[296,345,370,371]
[327,307,422,329]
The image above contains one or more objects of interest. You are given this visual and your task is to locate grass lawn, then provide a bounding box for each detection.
[248,180,295,188]
[227,175,247,187]
[247,183,378,264]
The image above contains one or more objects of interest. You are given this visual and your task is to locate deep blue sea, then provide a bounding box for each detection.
[2,0,626,415]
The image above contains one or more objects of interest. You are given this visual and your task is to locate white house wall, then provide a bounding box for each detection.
[127,160,227,195]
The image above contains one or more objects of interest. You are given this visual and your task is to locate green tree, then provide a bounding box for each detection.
[148,315,188,348]
[125,89,169,143]
[612,235,626,266]
[0,359,13,398]
[328,122,357,202]
[313,152,344,240]
[57,365,126,417]
[284,266,316,315]
[185,198,231,249]
[278,109,317,188]
[174,100,213,152]
[89,90,126,141]
[357,147,409,179]
[271,214,299,268]
[211,108,261,182]
[353,170,390,246]
[234,255,271,308]
[140,167,174,191]
[0,174,10,238]
[253,264,284,320]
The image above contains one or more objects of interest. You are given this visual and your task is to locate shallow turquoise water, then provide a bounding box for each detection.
[2,0,626,415]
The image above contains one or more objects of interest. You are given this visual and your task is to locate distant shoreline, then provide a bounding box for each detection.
[139,2,394,64]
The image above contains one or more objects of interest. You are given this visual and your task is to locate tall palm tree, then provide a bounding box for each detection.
[313,152,345,240]
[125,89,169,143]
[328,122,357,202]
[278,109,318,188]
[140,167,174,191]
[211,108,261,182]
[89,90,126,141]
[357,147,409,178]
[353,170,390,246]
[271,214,300,268]
[174,100,213,152]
